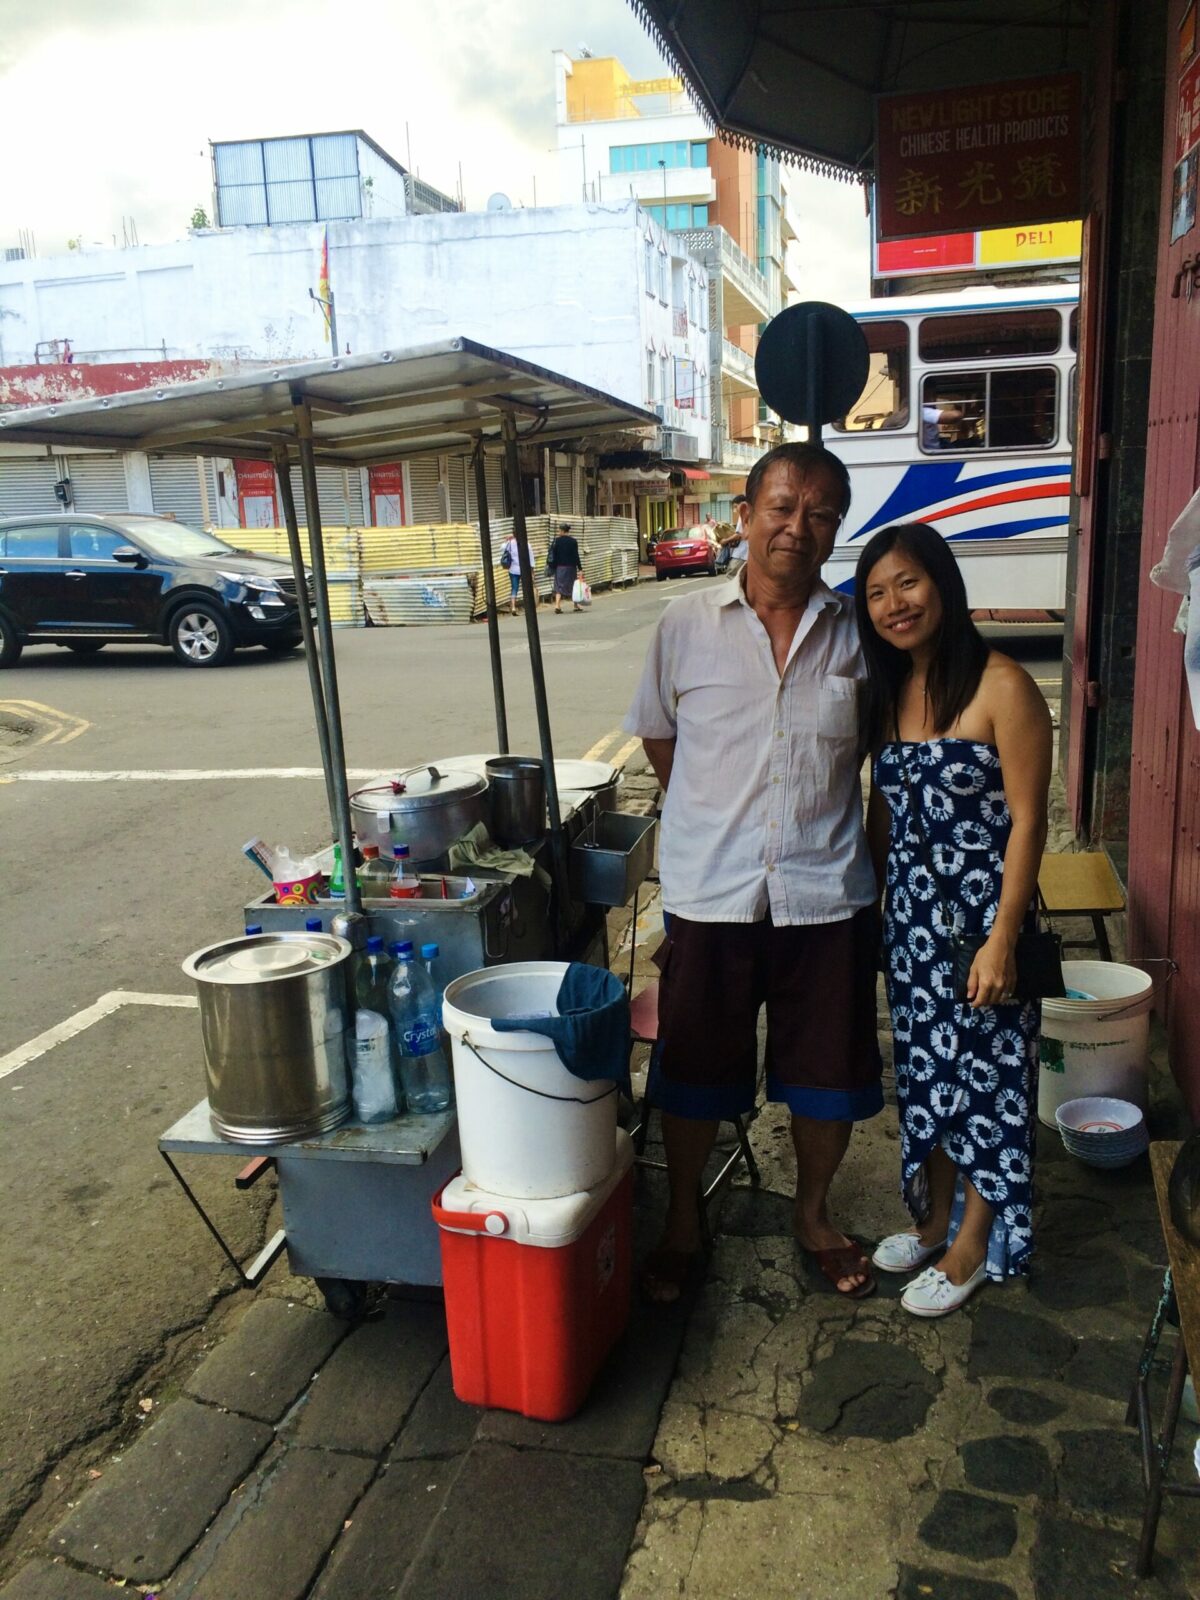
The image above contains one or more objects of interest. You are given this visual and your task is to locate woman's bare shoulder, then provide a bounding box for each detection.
[981,650,1052,724]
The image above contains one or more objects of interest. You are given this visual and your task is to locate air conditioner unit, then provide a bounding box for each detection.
[663,430,699,462]
[4,247,26,262]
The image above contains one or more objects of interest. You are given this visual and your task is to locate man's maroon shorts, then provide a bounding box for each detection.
[649,907,883,1122]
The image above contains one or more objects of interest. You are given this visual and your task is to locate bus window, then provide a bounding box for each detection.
[921,374,986,450]
[1068,306,1078,350]
[831,319,909,432]
[921,368,1058,452]
[918,308,1061,363]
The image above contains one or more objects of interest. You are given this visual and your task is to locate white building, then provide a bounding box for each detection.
[0,200,711,529]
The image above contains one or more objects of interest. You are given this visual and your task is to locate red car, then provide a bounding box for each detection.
[651,526,718,582]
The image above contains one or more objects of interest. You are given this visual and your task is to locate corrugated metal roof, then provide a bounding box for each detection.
[0,339,657,468]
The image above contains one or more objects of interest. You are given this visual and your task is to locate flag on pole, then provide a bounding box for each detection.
[317,227,331,342]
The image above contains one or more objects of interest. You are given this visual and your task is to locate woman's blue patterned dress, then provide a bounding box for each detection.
[874,738,1037,1280]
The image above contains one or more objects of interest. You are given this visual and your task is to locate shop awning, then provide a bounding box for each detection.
[627,0,1089,178]
[0,338,657,464]
[679,468,711,481]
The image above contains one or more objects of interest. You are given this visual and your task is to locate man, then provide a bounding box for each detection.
[727,493,750,576]
[624,442,881,1303]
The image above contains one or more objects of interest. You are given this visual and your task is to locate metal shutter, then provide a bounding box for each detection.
[279,463,359,528]
[446,455,469,522]
[65,454,129,512]
[0,455,60,515]
[408,456,442,523]
[149,456,206,526]
[464,454,507,520]
[553,461,575,513]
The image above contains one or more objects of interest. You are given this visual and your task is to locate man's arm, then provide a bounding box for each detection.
[642,737,675,793]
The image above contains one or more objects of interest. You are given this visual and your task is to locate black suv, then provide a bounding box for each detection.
[0,514,312,668]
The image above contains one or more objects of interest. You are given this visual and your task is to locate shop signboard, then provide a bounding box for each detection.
[1171,4,1199,243]
[875,72,1083,241]
[875,219,1081,279]
[235,458,278,529]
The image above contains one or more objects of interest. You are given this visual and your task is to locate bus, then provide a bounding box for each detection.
[827,284,1077,612]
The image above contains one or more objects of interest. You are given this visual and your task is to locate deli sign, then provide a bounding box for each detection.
[875,72,1082,240]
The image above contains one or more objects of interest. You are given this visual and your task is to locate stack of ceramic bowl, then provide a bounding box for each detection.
[1055,1096,1149,1168]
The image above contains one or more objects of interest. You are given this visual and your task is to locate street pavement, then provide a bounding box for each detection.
[0,581,1135,1600]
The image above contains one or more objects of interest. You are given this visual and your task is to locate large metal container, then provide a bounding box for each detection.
[486,755,546,845]
[350,765,489,864]
[182,931,354,1144]
[569,811,657,908]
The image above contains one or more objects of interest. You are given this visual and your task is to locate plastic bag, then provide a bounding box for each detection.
[572,578,592,607]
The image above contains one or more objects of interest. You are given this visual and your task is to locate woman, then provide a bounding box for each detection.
[546,521,584,614]
[500,533,522,617]
[856,522,1052,1318]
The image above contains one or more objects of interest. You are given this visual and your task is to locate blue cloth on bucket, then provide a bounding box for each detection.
[491,962,630,1093]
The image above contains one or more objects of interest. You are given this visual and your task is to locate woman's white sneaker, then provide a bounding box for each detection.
[871,1232,947,1274]
[901,1260,987,1318]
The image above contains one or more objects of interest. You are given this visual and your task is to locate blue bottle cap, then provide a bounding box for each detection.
[392,844,410,859]
[396,939,414,956]
[387,941,404,957]
[367,934,384,952]
[244,924,262,936]
[305,917,322,931]
[421,943,439,959]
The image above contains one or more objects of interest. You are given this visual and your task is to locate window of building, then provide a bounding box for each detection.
[832,320,910,433]
[918,308,1061,363]
[646,348,657,403]
[920,368,1059,452]
[658,250,669,302]
[690,141,708,167]
[67,525,130,560]
[659,352,669,404]
[1,524,61,558]
[215,134,361,227]
[610,140,694,174]
[643,203,708,230]
[644,235,655,292]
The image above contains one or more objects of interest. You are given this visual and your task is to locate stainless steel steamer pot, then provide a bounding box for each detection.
[183,932,354,1144]
[349,765,489,864]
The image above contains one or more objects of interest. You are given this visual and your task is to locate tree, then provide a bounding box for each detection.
[190,206,210,230]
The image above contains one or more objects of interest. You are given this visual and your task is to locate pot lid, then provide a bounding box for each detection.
[553,759,617,791]
[184,932,349,985]
[352,765,488,810]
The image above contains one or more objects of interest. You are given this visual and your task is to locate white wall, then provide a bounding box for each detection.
[356,139,409,220]
[0,200,712,461]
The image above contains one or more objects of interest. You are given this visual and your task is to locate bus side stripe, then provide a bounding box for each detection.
[945,514,1070,542]
[916,480,1071,524]
[850,462,1069,541]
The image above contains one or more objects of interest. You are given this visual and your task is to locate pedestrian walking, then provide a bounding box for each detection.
[727,493,750,577]
[625,442,882,1305]
[546,521,584,613]
[858,521,1052,1317]
[499,533,522,616]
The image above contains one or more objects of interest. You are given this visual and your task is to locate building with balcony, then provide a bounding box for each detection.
[554,50,800,500]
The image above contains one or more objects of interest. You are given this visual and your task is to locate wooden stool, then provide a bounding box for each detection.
[1038,850,1126,962]
[627,978,760,1236]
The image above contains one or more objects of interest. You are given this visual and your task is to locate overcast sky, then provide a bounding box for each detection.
[0,0,869,300]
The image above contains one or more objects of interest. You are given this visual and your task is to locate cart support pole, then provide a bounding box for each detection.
[501,411,570,942]
[273,445,339,836]
[472,442,509,754]
[293,398,362,916]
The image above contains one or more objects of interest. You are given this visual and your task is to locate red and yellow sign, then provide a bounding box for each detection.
[875,72,1083,241]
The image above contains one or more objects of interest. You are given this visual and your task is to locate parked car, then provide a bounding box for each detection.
[650,526,718,582]
[0,514,313,668]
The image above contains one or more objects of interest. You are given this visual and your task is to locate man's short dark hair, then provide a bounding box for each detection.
[745,443,851,517]
[732,493,749,507]
[558,520,572,531]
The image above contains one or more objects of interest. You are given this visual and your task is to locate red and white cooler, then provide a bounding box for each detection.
[432,1129,633,1421]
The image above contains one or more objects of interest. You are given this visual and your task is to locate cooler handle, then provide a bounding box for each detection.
[431,1194,509,1235]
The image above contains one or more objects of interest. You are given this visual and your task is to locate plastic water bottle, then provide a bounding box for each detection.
[352,935,398,1122]
[388,844,422,900]
[389,948,453,1113]
[421,942,444,1024]
[360,844,392,896]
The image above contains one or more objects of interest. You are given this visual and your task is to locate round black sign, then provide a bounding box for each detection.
[754,302,869,429]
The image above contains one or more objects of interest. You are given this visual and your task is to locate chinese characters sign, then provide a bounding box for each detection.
[875,73,1082,240]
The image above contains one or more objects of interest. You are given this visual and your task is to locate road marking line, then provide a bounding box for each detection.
[1,767,380,783]
[0,699,92,750]
[612,736,641,769]
[580,729,622,762]
[0,990,198,1082]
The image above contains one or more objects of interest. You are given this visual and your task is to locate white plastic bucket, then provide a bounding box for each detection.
[442,962,620,1199]
[1037,960,1155,1127]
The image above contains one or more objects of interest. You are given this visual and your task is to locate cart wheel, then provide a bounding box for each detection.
[316,1277,369,1321]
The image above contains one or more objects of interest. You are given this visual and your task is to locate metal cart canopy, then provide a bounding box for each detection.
[0,337,656,461]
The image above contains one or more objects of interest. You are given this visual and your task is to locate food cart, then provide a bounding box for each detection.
[0,340,658,1316]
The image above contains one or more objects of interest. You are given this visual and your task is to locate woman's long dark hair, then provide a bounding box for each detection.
[853,522,989,751]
